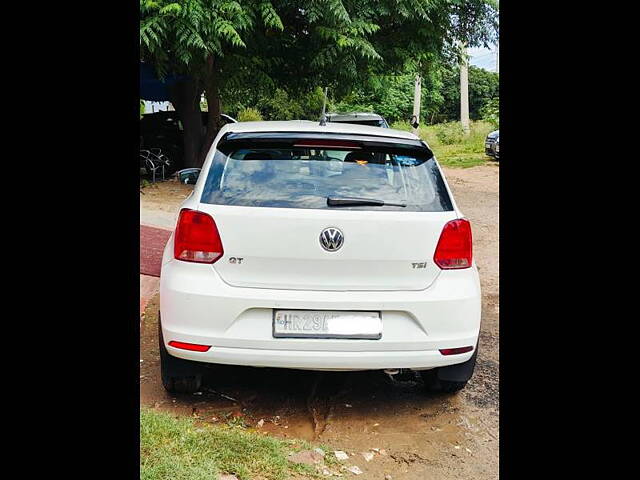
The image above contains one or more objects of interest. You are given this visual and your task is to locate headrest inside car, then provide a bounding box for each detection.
[344,151,375,163]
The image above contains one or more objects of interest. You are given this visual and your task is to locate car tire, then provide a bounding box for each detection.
[420,345,478,394]
[420,369,468,393]
[158,316,203,394]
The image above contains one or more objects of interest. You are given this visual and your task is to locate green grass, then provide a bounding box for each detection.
[391,119,496,168]
[140,408,327,480]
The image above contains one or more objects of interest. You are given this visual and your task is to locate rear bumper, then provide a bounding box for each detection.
[174,345,474,371]
[159,259,481,371]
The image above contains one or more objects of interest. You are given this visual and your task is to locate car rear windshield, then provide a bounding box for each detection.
[200,134,453,212]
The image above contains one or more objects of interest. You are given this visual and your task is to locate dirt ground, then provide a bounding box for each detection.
[140,180,194,212]
[140,180,194,228]
[140,163,499,479]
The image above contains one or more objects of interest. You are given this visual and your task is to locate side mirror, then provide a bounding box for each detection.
[410,115,419,129]
[176,168,201,185]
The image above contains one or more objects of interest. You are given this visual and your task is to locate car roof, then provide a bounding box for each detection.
[220,120,418,141]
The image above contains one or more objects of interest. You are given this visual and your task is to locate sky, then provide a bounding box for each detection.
[469,45,498,72]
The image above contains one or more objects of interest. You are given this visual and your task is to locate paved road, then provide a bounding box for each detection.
[140,224,172,277]
[140,206,177,230]
[139,224,171,317]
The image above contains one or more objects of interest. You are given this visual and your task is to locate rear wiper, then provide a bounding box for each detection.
[327,196,407,207]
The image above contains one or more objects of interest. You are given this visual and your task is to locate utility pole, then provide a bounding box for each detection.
[411,74,421,134]
[319,87,329,125]
[459,42,470,135]
[496,41,499,74]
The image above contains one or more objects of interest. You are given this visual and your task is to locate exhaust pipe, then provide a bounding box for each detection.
[384,368,400,376]
[384,368,418,382]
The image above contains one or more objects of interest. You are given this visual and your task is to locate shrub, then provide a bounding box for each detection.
[257,88,303,120]
[417,125,440,146]
[390,120,412,132]
[468,120,495,141]
[480,98,499,129]
[433,121,465,145]
[299,86,326,120]
[237,107,263,122]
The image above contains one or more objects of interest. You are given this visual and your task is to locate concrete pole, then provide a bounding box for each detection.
[319,87,329,125]
[460,43,470,135]
[412,75,421,135]
[496,41,499,74]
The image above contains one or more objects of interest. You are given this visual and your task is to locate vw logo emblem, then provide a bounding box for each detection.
[319,227,344,252]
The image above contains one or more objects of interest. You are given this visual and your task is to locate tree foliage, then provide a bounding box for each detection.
[141,0,282,78]
[479,97,499,128]
[236,107,263,121]
[437,64,499,122]
[330,66,446,124]
[140,0,499,167]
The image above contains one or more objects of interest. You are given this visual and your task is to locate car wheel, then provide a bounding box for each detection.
[158,316,203,394]
[420,345,478,394]
[420,369,468,393]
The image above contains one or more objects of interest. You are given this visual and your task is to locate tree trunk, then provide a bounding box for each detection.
[169,78,204,168]
[199,55,221,165]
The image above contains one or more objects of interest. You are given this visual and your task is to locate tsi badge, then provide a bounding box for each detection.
[412,262,428,269]
[319,227,344,252]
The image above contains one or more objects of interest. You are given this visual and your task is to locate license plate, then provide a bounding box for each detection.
[273,310,382,339]
[485,143,491,148]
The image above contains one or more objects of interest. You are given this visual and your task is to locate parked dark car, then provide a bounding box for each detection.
[485,130,499,159]
[325,112,389,128]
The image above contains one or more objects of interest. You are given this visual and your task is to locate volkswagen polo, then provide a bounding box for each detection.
[159,121,481,394]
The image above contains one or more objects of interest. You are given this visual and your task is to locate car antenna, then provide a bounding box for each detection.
[319,87,328,126]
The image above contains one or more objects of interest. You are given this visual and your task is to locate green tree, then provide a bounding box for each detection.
[437,64,498,122]
[468,65,499,119]
[330,65,446,124]
[479,97,499,128]
[141,0,284,166]
[258,88,303,120]
[141,0,498,167]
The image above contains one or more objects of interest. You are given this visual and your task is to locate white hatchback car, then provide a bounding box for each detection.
[159,121,481,394]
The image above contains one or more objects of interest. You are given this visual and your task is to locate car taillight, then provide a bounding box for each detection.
[174,209,224,263]
[433,219,472,269]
